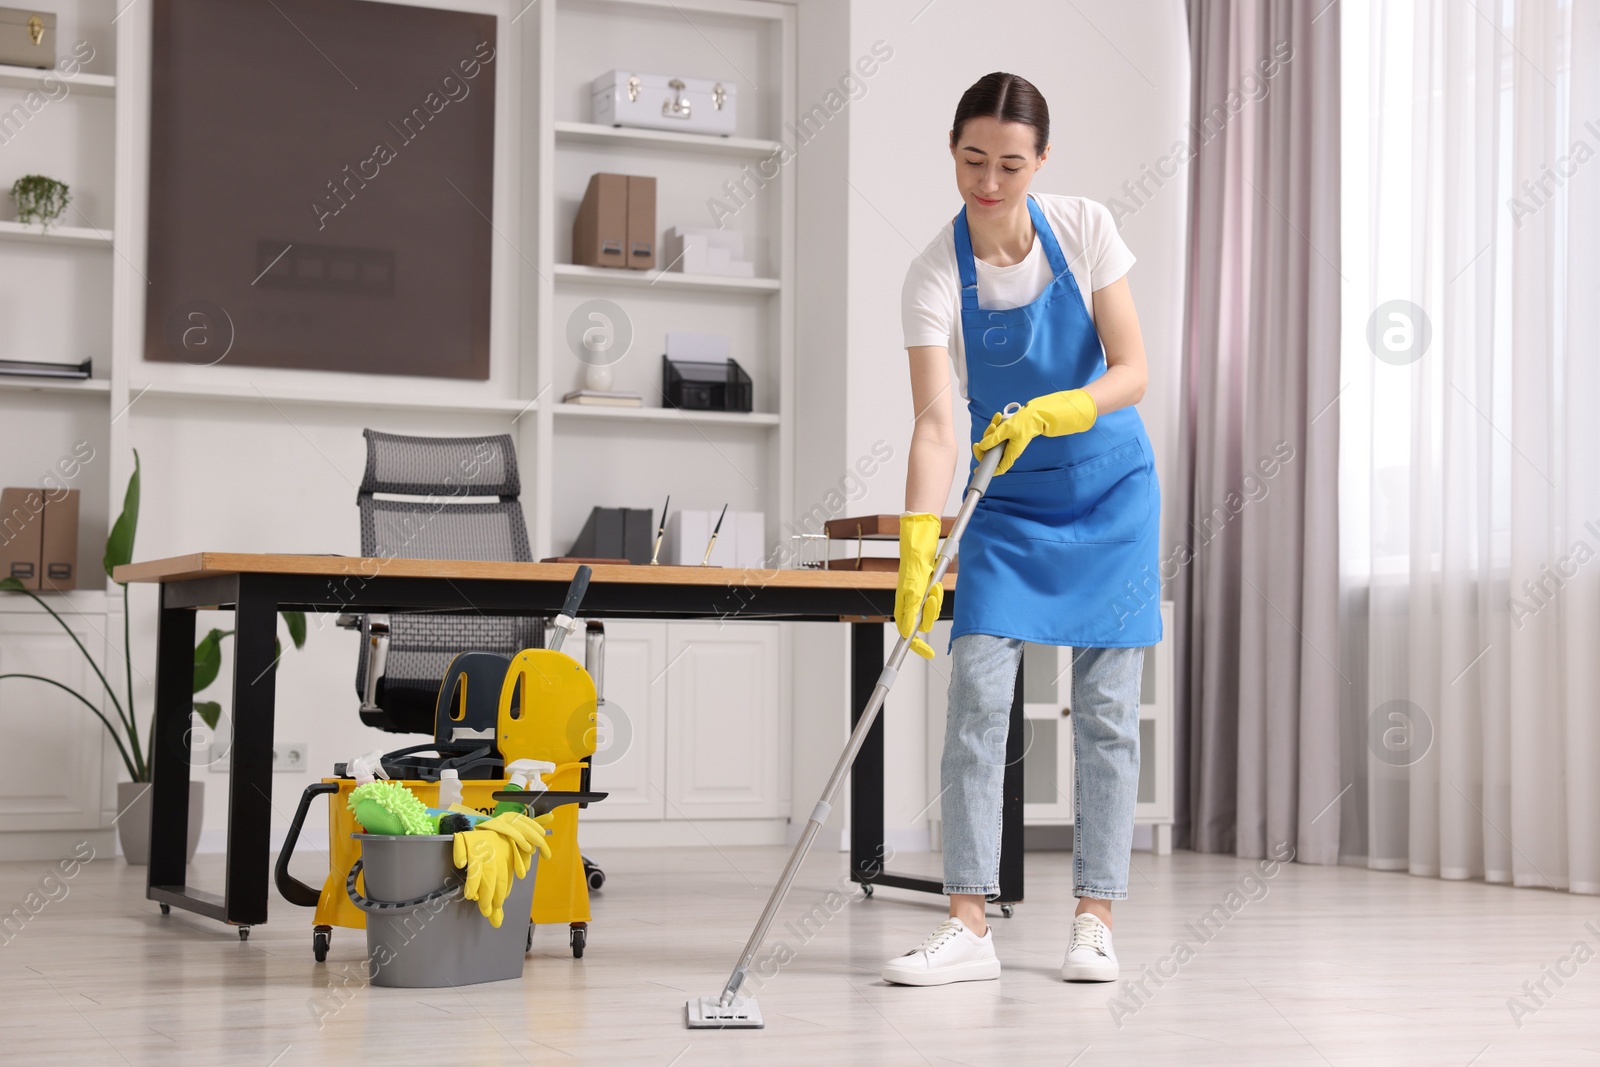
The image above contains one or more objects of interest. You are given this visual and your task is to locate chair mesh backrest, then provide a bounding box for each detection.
[355,430,541,714]
[358,430,530,561]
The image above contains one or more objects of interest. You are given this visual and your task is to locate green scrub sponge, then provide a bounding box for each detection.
[348,781,438,835]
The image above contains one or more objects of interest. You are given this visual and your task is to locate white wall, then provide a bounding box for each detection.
[791,0,1190,849]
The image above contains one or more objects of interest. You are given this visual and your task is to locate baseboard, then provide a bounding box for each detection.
[0,829,116,863]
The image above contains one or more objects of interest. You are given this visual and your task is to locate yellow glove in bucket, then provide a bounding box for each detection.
[973,388,1097,477]
[453,829,513,927]
[895,512,944,660]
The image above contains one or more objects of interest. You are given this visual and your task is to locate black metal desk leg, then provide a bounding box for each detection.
[223,576,279,926]
[996,648,1025,905]
[849,621,886,883]
[147,596,196,896]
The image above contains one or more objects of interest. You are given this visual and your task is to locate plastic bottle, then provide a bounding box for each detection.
[437,768,463,810]
[348,749,390,786]
[492,759,556,816]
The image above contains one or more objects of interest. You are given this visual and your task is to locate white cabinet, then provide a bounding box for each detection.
[664,621,784,820]
[574,619,784,824]
[576,620,666,821]
[1017,601,1174,853]
[0,592,109,845]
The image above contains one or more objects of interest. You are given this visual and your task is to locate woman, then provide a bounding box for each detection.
[884,71,1160,987]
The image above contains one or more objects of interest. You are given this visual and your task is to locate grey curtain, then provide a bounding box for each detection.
[1174,0,1344,863]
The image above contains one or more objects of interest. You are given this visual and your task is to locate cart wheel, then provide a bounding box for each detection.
[313,928,331,963]
[570,924,586,958]
[586,866,606,892]
[1000,904,1015,919]
[238,926,251,942]
[526,925,533,953]
[860,884,874,898]
[159,903,170,915]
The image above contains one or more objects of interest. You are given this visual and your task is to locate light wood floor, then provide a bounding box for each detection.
[1,843,1596,1065]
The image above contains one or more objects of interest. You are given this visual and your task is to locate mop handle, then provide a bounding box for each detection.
[714,424,1011,1006]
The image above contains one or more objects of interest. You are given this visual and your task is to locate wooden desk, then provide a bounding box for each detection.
[116,553,1023,932]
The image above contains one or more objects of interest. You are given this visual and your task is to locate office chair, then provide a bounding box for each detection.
[335,429,606,895]
[340,429,545,735]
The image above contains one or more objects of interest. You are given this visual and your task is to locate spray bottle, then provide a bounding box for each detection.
[348,749,390,786]
[492,758,556,816]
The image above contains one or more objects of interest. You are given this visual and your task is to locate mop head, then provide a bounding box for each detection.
[685,995,764,1030]
[348,781,438,835]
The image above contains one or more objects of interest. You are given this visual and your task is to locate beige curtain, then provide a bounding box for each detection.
[1174,0,1345,863]
[1338,0,1600,894]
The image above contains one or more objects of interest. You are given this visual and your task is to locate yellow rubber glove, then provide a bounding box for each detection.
[973,389,1098,477]
[452,829,512,927]
[476,810,551,873]
[895,513,944,660]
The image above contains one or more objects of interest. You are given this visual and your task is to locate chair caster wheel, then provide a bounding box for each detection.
[570,923,586,958]
[238,926,251,941]
[159,903,170,915]
[1000,904,1015,918]
[313,928,331,962]
[860,884,873,898]
[526,925,533,953]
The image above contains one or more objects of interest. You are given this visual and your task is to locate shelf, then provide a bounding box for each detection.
[554,263,779,294]
[130,380,540,417]
[0,220,112,248]
[0,63,115,97]
[554,402,779,427]
[0,376,109,397]
[554,120,782,159]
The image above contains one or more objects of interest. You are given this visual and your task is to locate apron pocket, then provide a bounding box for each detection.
[1065,439,1151,543]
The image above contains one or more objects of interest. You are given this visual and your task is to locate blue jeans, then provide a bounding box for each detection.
[940,634,1143,899]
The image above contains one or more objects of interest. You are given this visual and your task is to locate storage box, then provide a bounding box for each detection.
[0,8,56,70]
[0,487,45,590]
[572,173,656,270]
[40,488,77,590]
[660,509,764,567]
[592,70,737,137]
[662,355,752,413]
[662,227,755,277]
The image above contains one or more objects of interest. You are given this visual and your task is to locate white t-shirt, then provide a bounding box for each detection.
[901,193,1135,399]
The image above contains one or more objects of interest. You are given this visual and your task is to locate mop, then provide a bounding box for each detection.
[686,408,1015,1029]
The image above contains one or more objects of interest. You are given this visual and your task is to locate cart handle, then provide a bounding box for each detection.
[275,781,338,908]
[343,857,464,914]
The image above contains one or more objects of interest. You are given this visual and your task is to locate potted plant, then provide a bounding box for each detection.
[0,451,305,863]
[9,175,71,231]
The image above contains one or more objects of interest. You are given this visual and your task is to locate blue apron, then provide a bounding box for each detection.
[949,193,1162,650]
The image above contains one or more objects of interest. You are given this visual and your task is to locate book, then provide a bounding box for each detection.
[563,389,643,407]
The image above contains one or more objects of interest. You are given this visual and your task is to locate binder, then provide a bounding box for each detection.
[625,175,656,270]
[572,173,629,269]
[40,489,78,591]
[0,488,44,590]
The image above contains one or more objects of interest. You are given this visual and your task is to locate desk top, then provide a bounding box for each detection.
[114,552,957,590]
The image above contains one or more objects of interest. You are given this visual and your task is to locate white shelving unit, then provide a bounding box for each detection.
[0,0,798,852]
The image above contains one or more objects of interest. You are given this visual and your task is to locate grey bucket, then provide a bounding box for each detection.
[347,833,538,988]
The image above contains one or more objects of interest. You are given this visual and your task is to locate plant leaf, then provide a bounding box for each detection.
[192,700,222,731]
[0,577,23,592]
[103,450,141,579]
[193,627,226,694]
[281,611,307,650]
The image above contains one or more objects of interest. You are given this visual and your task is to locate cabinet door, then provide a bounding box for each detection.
[573,621,666,821]
[0,610,107,831]
[1020,642,1075,823]
[663,621,782,820]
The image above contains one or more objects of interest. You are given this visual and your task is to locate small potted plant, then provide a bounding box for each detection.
[9,174,71,231]
[0,452,306,863]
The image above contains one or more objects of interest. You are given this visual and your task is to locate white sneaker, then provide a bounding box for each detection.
[881,917,1001,986]
[1061,913,1118,982]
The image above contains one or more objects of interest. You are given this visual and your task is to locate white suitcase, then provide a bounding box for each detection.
[591,70,737,137]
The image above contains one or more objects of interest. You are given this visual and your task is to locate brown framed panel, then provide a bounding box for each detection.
[144,0,498,379]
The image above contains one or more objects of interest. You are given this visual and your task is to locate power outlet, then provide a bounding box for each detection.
[273,742,308,773]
